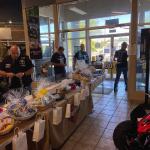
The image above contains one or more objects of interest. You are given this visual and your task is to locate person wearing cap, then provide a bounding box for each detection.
[0,45,34,90]
[114,42,128,92]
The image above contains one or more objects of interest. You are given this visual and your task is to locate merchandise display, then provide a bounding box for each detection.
[0,69,104,150]
[7,102,37,121]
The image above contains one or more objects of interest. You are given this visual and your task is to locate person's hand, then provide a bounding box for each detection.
[6,72,14,78]
[15,72,24,78]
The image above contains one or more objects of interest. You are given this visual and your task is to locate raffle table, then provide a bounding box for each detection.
[0,75,104,150]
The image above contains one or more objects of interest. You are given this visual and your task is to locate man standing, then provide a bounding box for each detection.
[114,42,128,92]
[0,45,34,90]
[74,44,89,68]
[51,46,66,81]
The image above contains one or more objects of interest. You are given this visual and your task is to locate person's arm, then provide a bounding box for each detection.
[113,51,118,61]
[0,58,14,78]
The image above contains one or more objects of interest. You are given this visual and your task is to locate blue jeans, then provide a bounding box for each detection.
[114,67,128,89]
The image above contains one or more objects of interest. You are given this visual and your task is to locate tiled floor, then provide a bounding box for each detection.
[61,81,139,150]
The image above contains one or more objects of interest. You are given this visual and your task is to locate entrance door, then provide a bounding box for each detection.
[91,37,111,61]
[90,35,129,79]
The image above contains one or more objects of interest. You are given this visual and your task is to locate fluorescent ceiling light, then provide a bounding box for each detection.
[69,7,87,15]
[112,11,128,14]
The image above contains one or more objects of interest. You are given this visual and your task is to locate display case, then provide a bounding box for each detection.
[140,28,150,105]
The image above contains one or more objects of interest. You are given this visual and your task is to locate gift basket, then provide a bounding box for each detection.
[0,116,14,135]
[31,79,56,110]
[7,100,37,121]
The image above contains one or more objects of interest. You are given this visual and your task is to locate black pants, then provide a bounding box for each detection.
[114,66,128,89]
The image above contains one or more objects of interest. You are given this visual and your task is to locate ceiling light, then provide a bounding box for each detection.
[112,11,128,14]
[8,20,12,24]
[69,7,87,15]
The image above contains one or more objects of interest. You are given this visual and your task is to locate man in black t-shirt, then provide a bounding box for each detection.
[51,47,66,81]
[0,45,34,90]
[114,42,128,92]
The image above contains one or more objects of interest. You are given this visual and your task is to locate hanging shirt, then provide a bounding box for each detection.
[51,52,66,75]
[74,51,89,64]
[0,55,34,89]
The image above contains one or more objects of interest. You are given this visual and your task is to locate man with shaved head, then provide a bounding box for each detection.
[0,45,34,90]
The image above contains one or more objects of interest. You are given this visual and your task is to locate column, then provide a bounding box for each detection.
[53,4,59,51]
[128,0,145,101]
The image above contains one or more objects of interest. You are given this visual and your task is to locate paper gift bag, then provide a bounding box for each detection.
[85,86,89,97]
[80,89,86,101]
[65,104,71,118]
[12,131,28,150]
[53,107,63,125]
[32,119,45,142]
[74,93,81,106]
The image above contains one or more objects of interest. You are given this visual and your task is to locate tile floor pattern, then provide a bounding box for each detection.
[61,81,139,150]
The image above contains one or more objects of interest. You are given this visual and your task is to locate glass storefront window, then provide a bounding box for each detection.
[89,26,129,36]
[91,37,111,61]
[39,16,49,33]
[40,34,51,58]
[89,14,131,27]
[66,20,85,30]
[67,31,85,39]
[50,19,54,32]
[145,11,150,23]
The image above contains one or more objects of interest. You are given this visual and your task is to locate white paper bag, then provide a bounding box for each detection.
[74,93,81,106]
[53,107,62,125]
[85,86,89,97]
[32,119,45,142]
[80,89,86,101]
[65,104,71,118]
[12,131,28,150]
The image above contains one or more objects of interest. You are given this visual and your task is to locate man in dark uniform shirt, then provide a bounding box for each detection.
[114,42,128,92]
[51,46,66,81]
[74,44,89,69]
[0,45,34,90]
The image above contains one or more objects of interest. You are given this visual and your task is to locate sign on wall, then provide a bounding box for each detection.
[26,7,42,59]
